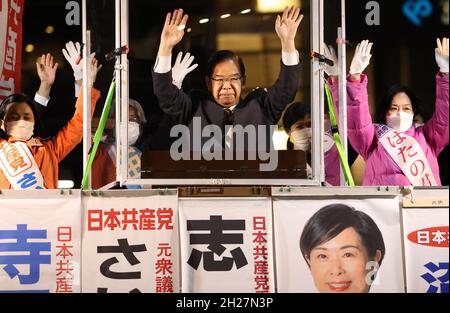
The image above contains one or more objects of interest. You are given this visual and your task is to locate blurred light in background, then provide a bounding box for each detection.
[240,9,252,14]
[220,13,231,19]
[45,25,55,34]
[199,18,209,24]
[25,44,35,53]
[257,0,301,13]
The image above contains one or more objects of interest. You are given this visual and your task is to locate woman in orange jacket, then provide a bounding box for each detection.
[0,53,101,189]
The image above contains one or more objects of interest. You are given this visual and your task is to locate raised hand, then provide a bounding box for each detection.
[88,57,102,86]
[159,9,189,56]
[172,52,198,89]
[350,40,373,75]
[62,41,83,80]
[36,53,58,98]
[275,6,304,53]
[63,41,96,81]
[36,53,58,87]
[323,44,339,77]
[435,38,449,74]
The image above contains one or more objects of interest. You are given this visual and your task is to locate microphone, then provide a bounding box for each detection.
[105,44,129,61]
[310,50,334,66]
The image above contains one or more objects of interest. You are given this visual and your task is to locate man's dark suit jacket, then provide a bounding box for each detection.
[152,61,301,150]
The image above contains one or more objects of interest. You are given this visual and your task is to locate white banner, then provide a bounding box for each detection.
[273,197,405,293]
[179,198,274,293]
[82,192,180,293]
[403,208,449,293]
[0,190,81,293]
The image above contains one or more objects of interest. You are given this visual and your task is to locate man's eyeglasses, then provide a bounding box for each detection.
[210,75,242,86]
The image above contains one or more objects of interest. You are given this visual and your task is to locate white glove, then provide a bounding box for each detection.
[436,38,449,73]
[172,52,198,89]
[350,40,373,75]
[62,41,95,81]
[291,128,312,152]
[323,44,339,77]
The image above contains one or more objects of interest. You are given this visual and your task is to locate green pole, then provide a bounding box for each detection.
[81,80,116,189]
[324,82,355,187]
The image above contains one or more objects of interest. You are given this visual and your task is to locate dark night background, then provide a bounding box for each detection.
[19,0,449,187]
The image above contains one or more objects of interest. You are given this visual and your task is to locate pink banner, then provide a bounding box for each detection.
[0,0,24,101]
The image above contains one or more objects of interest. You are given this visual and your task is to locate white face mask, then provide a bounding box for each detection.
[386,111,414,132]
[291,128,312,152]
[128,122,140,145]
[6,120,34,141]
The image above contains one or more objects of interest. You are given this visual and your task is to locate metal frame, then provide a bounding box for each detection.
[272,186,400,198]
[82,0,92,189]
[115,0,130,187]
[337,0,349,186]
[84,0,326,188]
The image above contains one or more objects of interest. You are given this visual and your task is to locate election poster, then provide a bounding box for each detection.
[273,196,405,293]
[0,190,82,293]
[179,198,274,293]
[82,191,180,293]
[403,197,448,293]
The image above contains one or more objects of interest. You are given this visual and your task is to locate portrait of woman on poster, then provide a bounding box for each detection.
[300,204,385,293]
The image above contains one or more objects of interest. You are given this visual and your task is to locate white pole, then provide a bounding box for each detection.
[120,0,129,187]
[338,0,348,186]
[115,0,122,185]
[310,0,325,185]
[82,0,92,189]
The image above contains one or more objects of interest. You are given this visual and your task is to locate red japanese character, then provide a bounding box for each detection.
[122,208,138,230]
[104,209,121,230]
[157,208,173,230]
[253,217,266,231]
[139,209,156,230]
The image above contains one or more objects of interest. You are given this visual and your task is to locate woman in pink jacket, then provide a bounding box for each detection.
[345,38,449,186]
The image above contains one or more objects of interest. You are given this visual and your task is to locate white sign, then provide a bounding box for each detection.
[82,192,180,293]
[0,190,81,293]
[179,198,274,293]
[403,207,449,293]
[273,197,405,293]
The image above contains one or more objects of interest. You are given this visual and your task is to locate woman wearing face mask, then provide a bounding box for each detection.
[91,99,147,189]
[344,38,449,186]
[283,102,358,186]
[0,58,101,189]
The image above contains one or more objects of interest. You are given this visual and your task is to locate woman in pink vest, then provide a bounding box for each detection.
[344,38,449,186]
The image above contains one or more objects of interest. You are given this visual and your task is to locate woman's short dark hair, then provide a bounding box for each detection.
[377,85,422,124]
[283,102,311,133]
[206,50,246,78]
[0,93,44,139]
[300,204,385,267]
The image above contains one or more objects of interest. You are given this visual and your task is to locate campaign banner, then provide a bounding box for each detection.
[0,190,82,293]
[0,0,24,101]
[82,192,180,293]
[179,198,274,293]
[403,208,449,293]
[273,197,405,293]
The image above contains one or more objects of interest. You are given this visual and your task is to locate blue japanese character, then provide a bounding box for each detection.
[17,172,38,189]
[0,224,51,285]
[421,262,449,293]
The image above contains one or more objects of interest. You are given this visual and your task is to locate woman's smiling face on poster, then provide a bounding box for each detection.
[307,227,382,293]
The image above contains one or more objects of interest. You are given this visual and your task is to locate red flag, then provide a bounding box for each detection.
[0,0,24,101]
